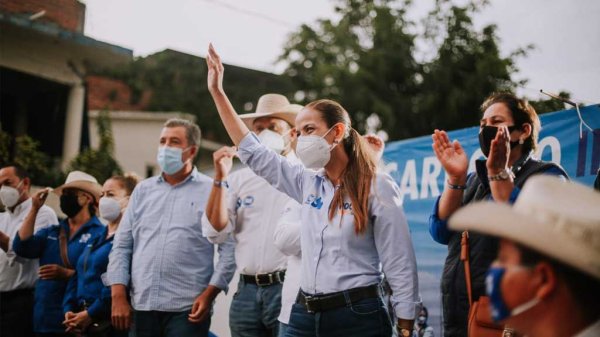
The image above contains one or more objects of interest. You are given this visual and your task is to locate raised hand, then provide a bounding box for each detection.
[486,125,511,174]
[432,129,468,183]
[31,188,51,210]
[206,43,224,95]
[363,134,385,161]
[213,146,236,180]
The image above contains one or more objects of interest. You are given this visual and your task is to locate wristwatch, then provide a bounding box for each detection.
[488,168,514,181]
[213,179,229,188]
[398,328,412,337]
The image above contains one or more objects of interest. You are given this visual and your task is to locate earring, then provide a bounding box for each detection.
[519,138,525,145]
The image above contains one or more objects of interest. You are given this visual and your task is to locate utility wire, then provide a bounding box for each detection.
[198,0,296,29]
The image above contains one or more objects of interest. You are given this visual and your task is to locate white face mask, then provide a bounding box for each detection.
[99,197,123,222]
[0,180,24,208]
[258,129,285,154]
[296,126,339,169]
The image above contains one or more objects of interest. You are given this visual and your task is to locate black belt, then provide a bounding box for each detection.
[0,288,34,301]
[296,284,381,313]
[240,270,286,286]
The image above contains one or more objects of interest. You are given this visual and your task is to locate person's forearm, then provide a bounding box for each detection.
[489,180,514,202]
[111,284,128,301]
[437,175,467,220]
[18,208,39,240]
[209,90,250,146]
[202,284,222,302]
[0,231,9,252]
[205,185,229,232]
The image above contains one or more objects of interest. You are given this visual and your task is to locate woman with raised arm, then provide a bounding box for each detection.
[206,44,419,337]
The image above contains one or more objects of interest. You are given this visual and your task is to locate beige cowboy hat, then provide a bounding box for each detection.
[239,94,302,128]
[449,175,600,280]
[53,171,102,200]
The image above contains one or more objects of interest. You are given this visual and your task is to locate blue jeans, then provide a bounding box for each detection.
[284,297,392,337]
[278,322,289,337]
[133,310,211,337]
[229,280,282,337]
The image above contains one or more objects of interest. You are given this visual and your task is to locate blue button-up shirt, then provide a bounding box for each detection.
[13,216,105,333]
[238,133,420,320]
[63,226,113,319]
[106,168,236,312]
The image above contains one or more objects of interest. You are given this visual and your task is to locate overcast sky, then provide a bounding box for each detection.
[83,0,600,104]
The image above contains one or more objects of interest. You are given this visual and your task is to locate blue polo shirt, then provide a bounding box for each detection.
[13,216,105,333]
[63,226,113,319]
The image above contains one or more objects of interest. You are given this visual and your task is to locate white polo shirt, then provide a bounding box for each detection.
[0,198,58,291]
[201,154,301,275]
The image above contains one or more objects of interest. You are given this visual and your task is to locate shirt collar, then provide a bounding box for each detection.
[61,215,104,237]
[156,167,200,184]
[8,197,32,216]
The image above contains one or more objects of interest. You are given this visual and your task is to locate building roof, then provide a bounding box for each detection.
[0,11,132,68]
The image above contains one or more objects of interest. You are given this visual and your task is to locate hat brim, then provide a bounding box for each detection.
[239,111,298,129]
[449,202,600,279]
[54,181,102,200]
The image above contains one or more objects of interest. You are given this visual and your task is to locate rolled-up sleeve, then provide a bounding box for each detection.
[372,174,420,320]
[106,189,137,286]
[237,133,306,203]
[201,213,232,244]
[200,181,238,244]
[209,235,236,293]
[428,196,452,245]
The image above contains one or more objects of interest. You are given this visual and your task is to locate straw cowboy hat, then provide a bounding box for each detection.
[53,171,102,200]
[239,94,302,128]
[449,175,600,280]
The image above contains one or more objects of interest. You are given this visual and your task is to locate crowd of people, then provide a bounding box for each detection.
[0,43,598,337]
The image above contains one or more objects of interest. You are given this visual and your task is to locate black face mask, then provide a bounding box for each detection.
[478,125,520,157]
[60,194,83,218]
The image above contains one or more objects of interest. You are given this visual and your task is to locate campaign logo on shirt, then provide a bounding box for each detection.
[236,195,255,210]
[305,194,323,210]
[338,202,354,215]
[79,233,92,243]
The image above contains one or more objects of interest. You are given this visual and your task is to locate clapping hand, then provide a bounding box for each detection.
[432,129,468,184]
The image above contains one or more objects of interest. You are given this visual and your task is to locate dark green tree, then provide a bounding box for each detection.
[415,0,532,133]
[279,0,420,139]
[96,49,295,144]
[279,0,532,140]
[0,129,63,187]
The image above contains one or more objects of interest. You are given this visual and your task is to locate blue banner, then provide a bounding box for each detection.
[382,104,600,328]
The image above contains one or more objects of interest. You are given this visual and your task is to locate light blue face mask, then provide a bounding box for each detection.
[157,146,190,175]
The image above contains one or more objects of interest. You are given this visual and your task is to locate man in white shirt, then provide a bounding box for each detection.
[0,164,58,337]
[202,94,302,337]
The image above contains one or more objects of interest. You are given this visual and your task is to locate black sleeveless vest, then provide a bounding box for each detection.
[440,154,567,337]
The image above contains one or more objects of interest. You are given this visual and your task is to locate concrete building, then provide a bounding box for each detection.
[0,0,133,169]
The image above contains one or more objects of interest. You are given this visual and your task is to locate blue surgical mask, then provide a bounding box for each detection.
[157,146,190,175]
[486,266,540,322]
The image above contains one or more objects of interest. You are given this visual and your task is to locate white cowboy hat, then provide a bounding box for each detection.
[53,171,102,200]
[449,175,600,280]
[239,94,302,128]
